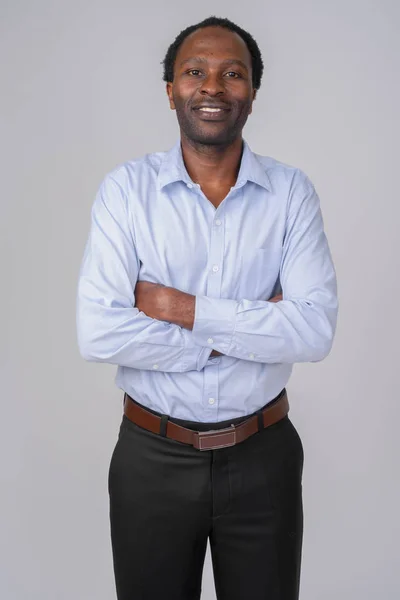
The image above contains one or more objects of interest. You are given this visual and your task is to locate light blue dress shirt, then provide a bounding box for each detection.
[76,139,338,422]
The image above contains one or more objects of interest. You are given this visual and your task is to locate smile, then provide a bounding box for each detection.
[198,108,224,113]
[193,106,230,121]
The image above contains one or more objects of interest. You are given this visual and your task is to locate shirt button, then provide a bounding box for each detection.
[208,398,215,405]
[215,219,222,226]
[207,337,214,344]
[249,353,255,359]
[153,364,159,369]
[187,183,193,188]
[212,265,219,273]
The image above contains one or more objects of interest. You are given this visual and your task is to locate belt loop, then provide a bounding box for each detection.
[159,414,169,437]
[256,410,264,432]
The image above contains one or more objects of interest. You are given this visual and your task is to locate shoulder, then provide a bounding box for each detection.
[254,151,314,192]
[249,149,320,220]
[100,149,167,195]
[90,149,167,223]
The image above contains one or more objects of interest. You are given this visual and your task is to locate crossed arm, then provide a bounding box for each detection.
[134,281,283,357]
[77,172,338,371]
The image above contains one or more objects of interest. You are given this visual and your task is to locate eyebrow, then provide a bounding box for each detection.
[179,57,249,71]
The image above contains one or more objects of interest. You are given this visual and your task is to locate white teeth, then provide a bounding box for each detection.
[199,108,222,112]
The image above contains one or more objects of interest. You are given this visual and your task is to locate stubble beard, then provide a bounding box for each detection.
[174,101,251,149]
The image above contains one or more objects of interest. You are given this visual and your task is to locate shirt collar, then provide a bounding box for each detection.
[157,139,271,192]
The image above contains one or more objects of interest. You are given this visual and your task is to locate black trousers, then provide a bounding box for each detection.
[108,392,304,600]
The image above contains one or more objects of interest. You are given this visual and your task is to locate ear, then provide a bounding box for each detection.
[166,83,175,110]
[248,89,257,115]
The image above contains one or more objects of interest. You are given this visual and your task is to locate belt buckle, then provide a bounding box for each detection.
[195,424,236,451]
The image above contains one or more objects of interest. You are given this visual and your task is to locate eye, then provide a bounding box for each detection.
[186,69,202,76]
[225,71,241,78]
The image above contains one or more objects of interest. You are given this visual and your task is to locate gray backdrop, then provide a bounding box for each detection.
[1,1,399,598]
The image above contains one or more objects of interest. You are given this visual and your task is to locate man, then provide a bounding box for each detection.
[77,16,338,600]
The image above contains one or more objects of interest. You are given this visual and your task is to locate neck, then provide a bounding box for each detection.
[180,134,244,187]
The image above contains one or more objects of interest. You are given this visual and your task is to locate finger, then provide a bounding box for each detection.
[269,294,283,303]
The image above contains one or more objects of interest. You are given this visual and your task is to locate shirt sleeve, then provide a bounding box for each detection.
[192,171,338,364]
[76,175,212,372]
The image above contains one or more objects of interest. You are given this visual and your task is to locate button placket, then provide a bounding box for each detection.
[206,213,224,298]
[202,210,225,416]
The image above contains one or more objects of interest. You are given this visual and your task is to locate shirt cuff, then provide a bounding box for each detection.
[181,327,213,371]
[192,295,238,354]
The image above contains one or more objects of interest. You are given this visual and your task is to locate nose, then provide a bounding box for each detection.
[200,72,225,97]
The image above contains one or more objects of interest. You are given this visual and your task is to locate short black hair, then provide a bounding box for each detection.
[162,16,264,90]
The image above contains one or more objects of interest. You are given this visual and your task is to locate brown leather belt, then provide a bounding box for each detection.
[123,389,289,451]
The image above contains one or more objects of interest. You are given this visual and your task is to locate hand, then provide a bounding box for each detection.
[269,293,283,303]
[210,350,223,357]
[134,280,169,320]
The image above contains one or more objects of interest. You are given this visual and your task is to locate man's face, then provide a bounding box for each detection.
[166,26,256,146]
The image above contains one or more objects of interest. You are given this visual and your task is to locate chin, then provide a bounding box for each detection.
[186,127,238,147]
